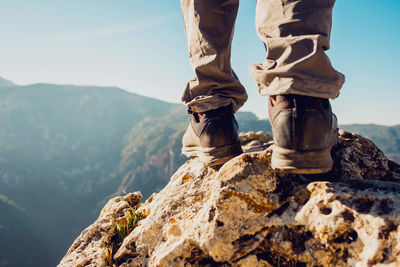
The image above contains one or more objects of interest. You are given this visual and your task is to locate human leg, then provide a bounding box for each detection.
[180,0,246,166]
[252,0,344,173]
[180,0,248,113]
[251,0,344,98]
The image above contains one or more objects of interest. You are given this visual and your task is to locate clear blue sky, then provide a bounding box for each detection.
[1,0,399,125]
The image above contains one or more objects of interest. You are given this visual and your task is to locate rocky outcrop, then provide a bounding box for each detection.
[58,193,142,267]
[59,131,400,267]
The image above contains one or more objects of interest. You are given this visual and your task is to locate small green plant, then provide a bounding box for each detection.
[106,206,147,266]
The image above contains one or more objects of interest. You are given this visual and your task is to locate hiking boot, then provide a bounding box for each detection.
[182,105,243,166]
[269,94,338,174]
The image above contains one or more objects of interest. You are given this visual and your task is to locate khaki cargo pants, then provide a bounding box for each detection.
[181,0,345,113]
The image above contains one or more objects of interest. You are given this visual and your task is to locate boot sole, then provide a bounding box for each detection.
[271,133,338,174]
[271,146,332,174]
[182,142,243,167]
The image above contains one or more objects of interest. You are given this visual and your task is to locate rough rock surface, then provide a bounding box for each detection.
[58,192,142,267]
[239,131,272,152]
[59,131,400,267]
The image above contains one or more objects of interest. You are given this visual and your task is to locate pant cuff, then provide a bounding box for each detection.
[185,95,235,113]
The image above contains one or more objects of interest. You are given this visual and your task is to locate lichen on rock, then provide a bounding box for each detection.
[59,131,400,267]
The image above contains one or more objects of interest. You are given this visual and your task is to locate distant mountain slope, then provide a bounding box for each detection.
[0,193,52,266]
[0,77,15,87]
[0,80,186,266]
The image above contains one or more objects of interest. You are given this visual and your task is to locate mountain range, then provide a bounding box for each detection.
[0,77,398,266]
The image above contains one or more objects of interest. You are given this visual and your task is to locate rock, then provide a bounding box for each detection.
[58,192,142,267]
[59,131,400,267]
[239,131,272,152]
[331,130,400,183]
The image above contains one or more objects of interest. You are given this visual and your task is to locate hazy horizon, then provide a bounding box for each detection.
[2,75,399,127]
